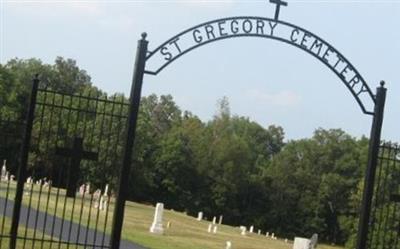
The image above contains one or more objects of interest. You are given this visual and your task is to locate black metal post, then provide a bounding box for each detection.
[9,75,40,249]
[356,81,387,249]
[110,33,148,249]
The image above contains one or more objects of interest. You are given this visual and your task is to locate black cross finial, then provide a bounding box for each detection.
[270,0,288,20]
[56,137,98,198]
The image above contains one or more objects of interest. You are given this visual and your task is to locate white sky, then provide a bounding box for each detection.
[1,0,399,141]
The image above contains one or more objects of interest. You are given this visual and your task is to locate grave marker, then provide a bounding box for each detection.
[150,203,164,234]
[197,212,203,221]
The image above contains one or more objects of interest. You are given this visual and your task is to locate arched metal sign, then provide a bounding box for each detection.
[110,2,387,249]
[144,16,375,115]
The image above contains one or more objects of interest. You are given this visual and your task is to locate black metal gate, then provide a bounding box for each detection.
[1,77,130,249]
[367,142,400,249]
[0,115,24,248]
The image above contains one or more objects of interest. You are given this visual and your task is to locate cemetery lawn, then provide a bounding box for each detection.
[0,182,344,249]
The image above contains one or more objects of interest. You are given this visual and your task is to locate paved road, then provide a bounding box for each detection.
[0,197,147,249]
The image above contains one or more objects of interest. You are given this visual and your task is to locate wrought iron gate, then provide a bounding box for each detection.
[0,115,24,247]
[1,77,130,249]
[367,142,400,249]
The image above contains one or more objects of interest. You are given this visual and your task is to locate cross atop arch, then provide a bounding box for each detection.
[270,0,288,20]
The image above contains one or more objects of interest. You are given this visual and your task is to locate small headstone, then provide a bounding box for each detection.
[258,229,261,235]
[43,180,50,188]
[310,234,318,249]
[213,225,218,234]
[212,216,217,225]
[10,175,15,182]
[93,189,102,209]
[104,184,109,196]
[99,196,105,210]
[79,184,86,196]
[266,232,269,237]
[285,238,288,243]
[218,215,223,225]
[226,241,232,249]
[271,233,275,239]
[85,183,91,194]
[207,224,212,233]
[1,160,7,181]
[167,221,171,229]
[293,237,311,249]
[249,226,254,233]
[240,226,246,236]
[26,176,32,184]
[150,203,164,234]
[197,212,203,221]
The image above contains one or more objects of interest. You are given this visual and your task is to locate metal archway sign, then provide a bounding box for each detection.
[109,2,387,249]
[145,16,375,115]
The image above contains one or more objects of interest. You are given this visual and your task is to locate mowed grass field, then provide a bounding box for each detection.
[0,181,344,249]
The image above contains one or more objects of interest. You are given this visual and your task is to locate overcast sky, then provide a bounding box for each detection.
[1,0,399,141]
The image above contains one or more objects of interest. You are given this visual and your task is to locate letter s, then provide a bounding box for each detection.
[161,46,172,61]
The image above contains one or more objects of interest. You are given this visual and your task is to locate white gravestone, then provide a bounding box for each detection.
[197,212,203,221]
[93,189,102,209]
[212,216,216,225]
[249,226,254,233]
[218,215,223,225]
[1,160,7,181]
[207,224,212,233]
[240,226,246,236]
[99,196,105,210]
[150,203,164,234]
[79,184,85,196]
[85,183,91,194]
[258,229,261,235]
[310,234,318,249]
[100,185,109,211]
[266,232,269,237]
[293,237,311,249]
[226,241,232,249]
[213,225,218,234]
[104,184,109,196]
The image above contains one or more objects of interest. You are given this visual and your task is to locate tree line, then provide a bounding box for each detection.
[0,57,369,247]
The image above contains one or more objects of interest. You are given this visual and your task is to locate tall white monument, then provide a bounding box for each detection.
[150,203,164,234]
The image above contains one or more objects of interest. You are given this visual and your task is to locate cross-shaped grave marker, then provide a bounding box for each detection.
[269,0,288,20]
[56,137,98,198]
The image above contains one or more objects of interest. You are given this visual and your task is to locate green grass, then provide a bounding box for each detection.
[0,181,344,249]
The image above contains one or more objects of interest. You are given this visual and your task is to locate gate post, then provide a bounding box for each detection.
[356,81,387,249]
[110,33,148,249]
[10,75,40,249]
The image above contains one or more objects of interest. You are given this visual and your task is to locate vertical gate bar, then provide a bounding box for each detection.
[22,177,35,249]
[0,176,12,249]
[382,145,397,246]
[110,33,148,249]
[9,75,40,249]
[374,144,392,248]
[356,81,387,249]
[102,100,125,247]
[367,141,386,248]
[31,182,44,249]
[40,184,52,249]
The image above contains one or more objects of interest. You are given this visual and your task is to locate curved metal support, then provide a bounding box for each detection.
[144,16,376,115]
